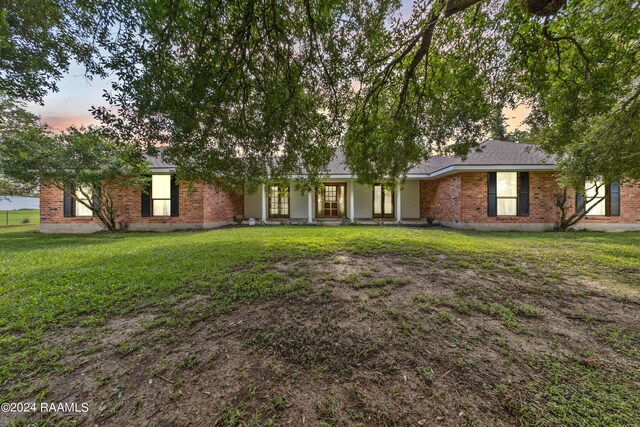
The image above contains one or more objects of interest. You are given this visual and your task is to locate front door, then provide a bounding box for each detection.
[317,183,346,218]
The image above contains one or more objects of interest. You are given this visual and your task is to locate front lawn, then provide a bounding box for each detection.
[1,225,639,426]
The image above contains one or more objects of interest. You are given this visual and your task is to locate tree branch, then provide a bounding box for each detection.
[542,26,591,77]
[396,17,437,116]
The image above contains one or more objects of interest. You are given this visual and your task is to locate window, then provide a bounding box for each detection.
[496,172,518,216]
[373,184,394,218]
[75,186,93,217]
[585,181,606,216]
[152,174,171,216]
[268,185,289,218]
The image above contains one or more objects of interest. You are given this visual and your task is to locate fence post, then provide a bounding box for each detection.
[5,210,7,226]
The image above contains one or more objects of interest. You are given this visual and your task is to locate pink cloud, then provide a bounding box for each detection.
[40,114,98,131]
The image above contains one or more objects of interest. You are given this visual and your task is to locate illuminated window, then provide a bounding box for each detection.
[75,186,93,217]
[496,172,517,216]
[373,184,394,218]
[268,186,289,218]
[152,175,171,216]
[585,181,606,216]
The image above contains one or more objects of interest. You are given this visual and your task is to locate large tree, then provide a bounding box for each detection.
[88,0,638,187]
[344,0,639,183]
[1,0,638,192]
[92,0,358,191]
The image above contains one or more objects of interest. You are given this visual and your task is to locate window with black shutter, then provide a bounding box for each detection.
[63,182,73,217]
[91,185,101,217]
[488,172,530,217]
[575,192,584,215]
[141,178,151,217]
[519,172,529,216]
[141,174,178,217]
[609,183,620,216]
[487,172,497,217]
[170,175,179,217]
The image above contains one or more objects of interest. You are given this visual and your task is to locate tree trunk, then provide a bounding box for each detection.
[554,184,605,231]
[58,183,120,232]
[520,0,565,17]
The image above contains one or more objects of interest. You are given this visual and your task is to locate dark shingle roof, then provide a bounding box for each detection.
[144,147,173,168]
[146,140,556,175]
[409,140,555,175]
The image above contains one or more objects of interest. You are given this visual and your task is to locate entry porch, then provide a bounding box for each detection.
[244,179,421,223]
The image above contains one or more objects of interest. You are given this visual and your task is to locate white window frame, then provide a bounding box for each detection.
[152,174,172,217]
[496,172,518,216]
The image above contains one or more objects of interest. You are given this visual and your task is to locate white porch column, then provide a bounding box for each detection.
[261,183,267,222]
[396,180,402,223]
[349,181,355,221]
[307,191,314,223]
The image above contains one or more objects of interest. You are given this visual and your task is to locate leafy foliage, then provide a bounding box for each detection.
[92,0,358,190]
[0,178,37,198]
[511,0,640,188]
[0,99,149,231]
[0,0,120,102]
[1,0,638,189]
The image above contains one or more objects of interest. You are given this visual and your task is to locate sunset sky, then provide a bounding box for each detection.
[27,62,107,131]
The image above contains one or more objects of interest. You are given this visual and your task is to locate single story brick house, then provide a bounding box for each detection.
[40,140,640,233]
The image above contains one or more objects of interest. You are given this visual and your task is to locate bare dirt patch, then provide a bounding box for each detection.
[5,253,639,426]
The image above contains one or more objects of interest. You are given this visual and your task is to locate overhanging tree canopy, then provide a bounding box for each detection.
[1,0,638,189]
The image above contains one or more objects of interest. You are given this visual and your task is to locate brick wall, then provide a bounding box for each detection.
[40,180,242,231]
[420,172,640,228]
[419,175,461,222]
[203,184,244,224]
[565,182,640,225]
[459,171,560,224]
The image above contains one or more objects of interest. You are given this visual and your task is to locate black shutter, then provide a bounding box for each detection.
[610,182,620,216]
[170,175,179,217]
[575,191,584,215]
[519,172,529,217]
[141,177,151,217]
[92,185,101,217]
[63,182,73,217]
[488,172,497,217]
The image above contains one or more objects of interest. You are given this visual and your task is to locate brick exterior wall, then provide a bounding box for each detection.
[564,182,640,225]
[40,181,243,231]
[419,175,461,222]
[203,184,244,224]
[459,171,559,224]
[420,172,640,229]
[41,172,639,233]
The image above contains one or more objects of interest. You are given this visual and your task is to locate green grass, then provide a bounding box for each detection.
[0,209,39,226]
[0,225,639,425]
